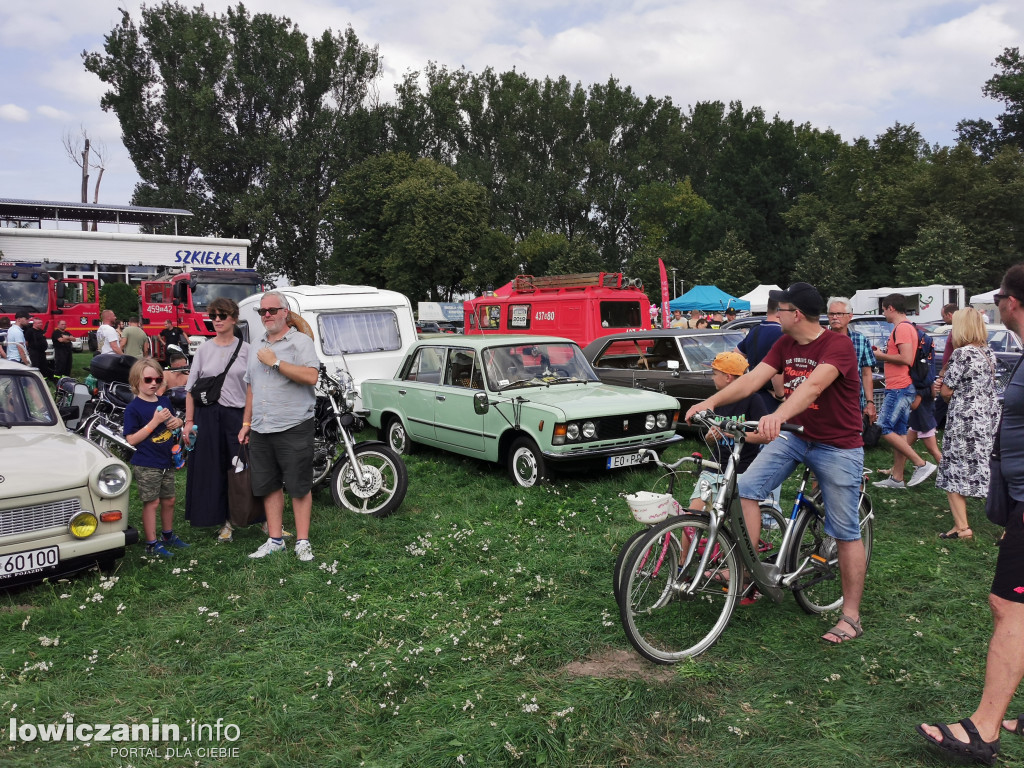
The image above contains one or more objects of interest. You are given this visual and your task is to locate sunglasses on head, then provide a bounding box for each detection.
[143,376,164,384]
[208,312,231,321]
[256,307,284,317]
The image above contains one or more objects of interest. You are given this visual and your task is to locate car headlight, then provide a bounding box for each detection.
[69,512,99,539]
[645,414,656,431]
[656,413,669,429]
[566,423,580,441]
[581,421,596,439]
[94,463,130,498]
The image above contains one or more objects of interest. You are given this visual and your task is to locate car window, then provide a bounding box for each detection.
[444,348,482,389]
[0,373,57,426]
[319,310,402,355]
[591,338,656,369]
[403,346,445,384]
[678,332,746,371]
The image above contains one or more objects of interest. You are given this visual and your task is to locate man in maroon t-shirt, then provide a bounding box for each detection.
[686,281,868,645]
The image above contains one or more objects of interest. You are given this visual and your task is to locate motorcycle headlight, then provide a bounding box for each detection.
[656,413,669,429]
[94,463,129,498]
[581,421,596,439]
[566,423,580,441]
[645,414,656,431]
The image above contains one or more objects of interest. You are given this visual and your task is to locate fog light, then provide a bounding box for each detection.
[69,512,99,539]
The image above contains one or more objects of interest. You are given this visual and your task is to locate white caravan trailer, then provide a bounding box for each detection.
[237,284,417,394]
[850,285,965,323]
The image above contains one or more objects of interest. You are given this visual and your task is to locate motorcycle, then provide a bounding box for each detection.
[312,364,408,517]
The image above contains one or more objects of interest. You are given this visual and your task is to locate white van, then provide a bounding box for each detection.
[237,285,417,393]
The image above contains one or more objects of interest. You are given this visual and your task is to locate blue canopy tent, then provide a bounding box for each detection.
[668,285,749,313]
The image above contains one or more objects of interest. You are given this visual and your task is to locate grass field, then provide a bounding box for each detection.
[1,416,1018,767]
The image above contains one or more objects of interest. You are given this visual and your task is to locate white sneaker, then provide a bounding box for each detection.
[872,477,906,489]
[907,461,938,487]
[294,539,314,562]
[248,538,286,559]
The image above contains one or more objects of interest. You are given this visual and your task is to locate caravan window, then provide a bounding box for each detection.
[318,310,402,355]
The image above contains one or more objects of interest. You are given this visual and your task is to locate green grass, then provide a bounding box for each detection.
[0,429,1018,768]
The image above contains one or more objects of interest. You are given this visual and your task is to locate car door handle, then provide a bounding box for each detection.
[398,389,407,395]
[436,395,446,401]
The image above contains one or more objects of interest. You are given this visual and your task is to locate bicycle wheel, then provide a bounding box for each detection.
[619,514,740,663]
[788,493,874,614]
[757,504,787,562]
[612,527,656,606]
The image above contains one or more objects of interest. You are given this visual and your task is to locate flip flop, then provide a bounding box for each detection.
[916,718,999,766]
[822,614,863,644]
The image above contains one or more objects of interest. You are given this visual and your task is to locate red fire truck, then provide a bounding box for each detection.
[463,272,651,348]
[0,263,100,336]
[140,268,265,353]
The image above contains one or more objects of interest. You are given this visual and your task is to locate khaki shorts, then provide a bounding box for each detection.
[134,466,177,503]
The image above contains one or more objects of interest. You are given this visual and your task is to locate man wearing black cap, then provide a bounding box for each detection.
[6,311,30,364]
[685,281,868,644]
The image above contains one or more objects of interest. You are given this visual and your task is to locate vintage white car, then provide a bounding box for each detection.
[0,359,137,587]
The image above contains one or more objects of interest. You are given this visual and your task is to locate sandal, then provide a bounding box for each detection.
[916,718,999,766]
[1003,714,1024,736]
[939,529,973,540]
[822,614,863,644]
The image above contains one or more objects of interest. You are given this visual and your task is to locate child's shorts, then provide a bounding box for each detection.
[134,466,176,503]
[689,470,723,505]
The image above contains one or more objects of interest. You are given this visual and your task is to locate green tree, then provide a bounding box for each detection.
[696,231,757,295]
[894,213,981,287]
[957,47,1024,159]
[791,224,855,299]
[100,281,140,321]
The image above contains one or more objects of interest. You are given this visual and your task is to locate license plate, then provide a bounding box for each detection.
[606,453,651,470]
[0,546,59,580]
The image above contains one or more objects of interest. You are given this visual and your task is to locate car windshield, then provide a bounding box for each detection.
[678,332,746,371]
[483,342,599,390]
[0,372,57,426]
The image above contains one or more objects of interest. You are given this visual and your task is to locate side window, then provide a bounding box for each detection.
[444,348,480,389]
[403,347,444,383]
[478,305,502,330]
[592,339,654,369]
[319,310,402,355]
[600,301,643,329]
[144,283,170,304]
[508,304,531,330]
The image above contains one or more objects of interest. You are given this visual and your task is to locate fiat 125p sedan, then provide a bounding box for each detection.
[360,335,682,487]
[0,359,137,588]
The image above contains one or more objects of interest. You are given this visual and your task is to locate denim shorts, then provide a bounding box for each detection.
[688,470,723,505]
[877,384,916,436]
[737,435,864,541]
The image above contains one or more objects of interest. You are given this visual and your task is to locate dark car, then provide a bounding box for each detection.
[582,329,747,420]
[416,321,442,334]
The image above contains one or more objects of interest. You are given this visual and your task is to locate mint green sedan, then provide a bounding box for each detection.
[361,335,681,487]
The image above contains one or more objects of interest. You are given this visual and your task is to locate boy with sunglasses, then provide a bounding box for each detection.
[123,357,190,557]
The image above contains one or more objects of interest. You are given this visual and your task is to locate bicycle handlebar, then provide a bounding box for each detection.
[637,448,723,474]
[690,409,804,437]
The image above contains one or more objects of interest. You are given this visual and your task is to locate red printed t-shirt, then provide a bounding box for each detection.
[883,321,916,389]
[761,331,863,449]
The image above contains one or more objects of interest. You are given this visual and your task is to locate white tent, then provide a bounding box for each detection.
[738,284,782,314]
[970,288,998,306]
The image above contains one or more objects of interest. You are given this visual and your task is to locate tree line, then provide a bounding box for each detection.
[83,2,1024,302]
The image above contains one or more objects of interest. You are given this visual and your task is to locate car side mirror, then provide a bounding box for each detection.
[473,391,490,415]
[666,359,680,377]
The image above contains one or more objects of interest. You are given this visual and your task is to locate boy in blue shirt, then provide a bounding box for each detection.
[123,358,190,557]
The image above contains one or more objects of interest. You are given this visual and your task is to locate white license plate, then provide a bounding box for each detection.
[0,546,59,580]
[606,453,651,470]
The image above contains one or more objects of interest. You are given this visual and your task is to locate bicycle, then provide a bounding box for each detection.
[617,411,874,663]
[612,453,787,605]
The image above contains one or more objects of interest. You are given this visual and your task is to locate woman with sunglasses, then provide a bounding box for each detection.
[183,297,256,541]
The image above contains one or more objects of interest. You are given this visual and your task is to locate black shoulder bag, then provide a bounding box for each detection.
[191,339,242,408]
[986,353,1023,526]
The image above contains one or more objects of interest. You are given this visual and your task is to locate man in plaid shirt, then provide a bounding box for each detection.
[827,297,877,424]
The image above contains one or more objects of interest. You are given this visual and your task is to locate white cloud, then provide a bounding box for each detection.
[0,104,31,122]
[37,105,73,121]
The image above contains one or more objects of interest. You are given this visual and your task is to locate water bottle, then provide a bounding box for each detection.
[185,424,199,452]
[171,443,185,470]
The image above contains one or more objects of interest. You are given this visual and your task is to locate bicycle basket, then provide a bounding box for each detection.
[625,491,677,524]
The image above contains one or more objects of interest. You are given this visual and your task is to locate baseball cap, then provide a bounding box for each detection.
[769,282,824,317]
[708,352,748,377]
[14,310,31,319]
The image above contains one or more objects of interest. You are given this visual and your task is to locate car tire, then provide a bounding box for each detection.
[508,437,547,488]
[385,417,414,456]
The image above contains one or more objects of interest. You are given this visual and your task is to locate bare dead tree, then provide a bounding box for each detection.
[63,127,107,230]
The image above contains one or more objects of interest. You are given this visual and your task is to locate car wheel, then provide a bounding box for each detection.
[386,417,413,456]
[508,437,547,488]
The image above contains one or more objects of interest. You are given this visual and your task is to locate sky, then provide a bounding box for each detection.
[1,0,1022,213]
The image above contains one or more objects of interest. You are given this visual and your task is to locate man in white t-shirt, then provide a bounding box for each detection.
[97,310,122,355]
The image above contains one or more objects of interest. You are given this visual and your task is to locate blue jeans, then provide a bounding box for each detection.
[877,384,916,436]
[737,435,864,541]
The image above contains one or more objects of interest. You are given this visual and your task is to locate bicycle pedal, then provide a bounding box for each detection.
[810,553,828,564]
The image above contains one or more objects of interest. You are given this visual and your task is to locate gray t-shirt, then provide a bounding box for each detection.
[244,327,320,433]
[186,338,250,409]
[1000,357,1024,501]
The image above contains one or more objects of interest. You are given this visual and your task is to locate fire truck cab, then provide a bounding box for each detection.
[0,263,99,336]
[463,272,650,348]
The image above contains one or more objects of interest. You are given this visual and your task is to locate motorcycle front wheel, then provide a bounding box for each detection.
[330,443,408,517]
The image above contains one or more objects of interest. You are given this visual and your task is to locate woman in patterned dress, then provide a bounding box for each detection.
[935,307,1001,539]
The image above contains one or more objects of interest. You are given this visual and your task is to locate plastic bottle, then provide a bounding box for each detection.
[171,443,185,470]
[185,424,199,452]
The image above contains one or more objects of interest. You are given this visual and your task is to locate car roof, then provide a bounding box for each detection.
[0,358,43,375]
[412,334,576,349]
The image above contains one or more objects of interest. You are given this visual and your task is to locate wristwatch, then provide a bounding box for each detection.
[271,360,281,372]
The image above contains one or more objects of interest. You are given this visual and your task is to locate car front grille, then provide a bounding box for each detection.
[0,498,81,537]
[595,412,659,439]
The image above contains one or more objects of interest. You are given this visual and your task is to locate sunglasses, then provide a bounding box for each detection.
[256,307,284,317]
[143,376,164,384]
[994,292,1018,304]
[208,312,231,321]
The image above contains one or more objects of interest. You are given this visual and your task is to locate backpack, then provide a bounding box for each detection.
[901,321,935,388]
